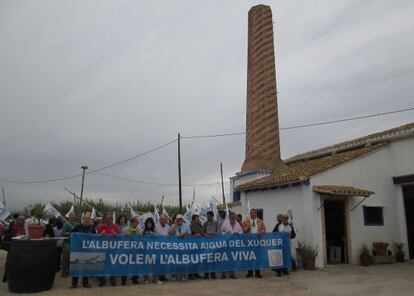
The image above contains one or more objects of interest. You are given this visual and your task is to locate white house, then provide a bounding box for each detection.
[230,123,414,267]
[230,4,414,267]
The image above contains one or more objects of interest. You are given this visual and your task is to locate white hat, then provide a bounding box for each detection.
[176,214,184,220]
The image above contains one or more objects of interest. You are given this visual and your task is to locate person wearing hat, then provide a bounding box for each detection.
[169,214,190,237]
[272,213,296,276]
[242,209,266,278]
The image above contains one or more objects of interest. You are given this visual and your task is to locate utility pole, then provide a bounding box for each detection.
[2,187,6,206]
[220,162,226,204]
[177,133,183,213]
[80,165,88,207]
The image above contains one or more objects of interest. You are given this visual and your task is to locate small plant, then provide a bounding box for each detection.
[360,243,372,266]
[300,243,318,259]
[360,243,370,256]
[297,241,318,270]
[395,242,405,262]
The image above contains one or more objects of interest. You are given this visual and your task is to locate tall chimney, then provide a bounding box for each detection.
[241,5,286,173]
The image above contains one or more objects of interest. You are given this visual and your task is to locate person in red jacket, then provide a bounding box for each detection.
[97,213,119,287]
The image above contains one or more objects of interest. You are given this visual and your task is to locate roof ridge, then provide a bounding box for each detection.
[285,121,414,163]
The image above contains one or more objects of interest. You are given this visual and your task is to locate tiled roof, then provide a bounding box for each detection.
[285,122,414,164]
[313,185,374,197]
[235,143,386,192]
[217,201,242,210]
[235,122,414,192]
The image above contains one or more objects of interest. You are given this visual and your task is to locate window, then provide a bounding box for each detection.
[256,209,264,220]
[363,206,384,226]
[233,191,241,202]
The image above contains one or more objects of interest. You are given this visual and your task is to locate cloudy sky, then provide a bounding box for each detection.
[1,0,413,210]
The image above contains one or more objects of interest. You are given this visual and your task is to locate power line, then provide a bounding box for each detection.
[87,139,177,173]
[1,106,412,184]
[0,139,177,184]
[93,171,229,187]
[181,106,414,139]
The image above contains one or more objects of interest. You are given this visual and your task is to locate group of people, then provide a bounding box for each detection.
[1,208,296,289]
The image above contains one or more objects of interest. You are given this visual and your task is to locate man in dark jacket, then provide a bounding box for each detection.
[70,212,96,288]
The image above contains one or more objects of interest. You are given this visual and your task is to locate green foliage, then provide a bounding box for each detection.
[23,202,46,220]
[298,242,318,259]
[360,243,371,256]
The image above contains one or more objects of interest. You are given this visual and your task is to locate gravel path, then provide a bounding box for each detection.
[1,250,413,296]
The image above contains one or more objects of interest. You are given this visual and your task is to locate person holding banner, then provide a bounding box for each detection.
[143,217,163,284]
[242,209,266,278]
[71,212,96,288]
[155,214,170,282]
[62,212,79,278]
[221,211,243,279]
[97,212,120,287]
[169,214,190,282]
[121,216,141,285]
[202,211,219,280]
[155,214,170,236]
[116,214,128,233]
[236,214,243,227]
[273,213,296,276]
[189,214,202,280]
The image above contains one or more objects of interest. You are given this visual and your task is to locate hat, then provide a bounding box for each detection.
[176,214,184,220]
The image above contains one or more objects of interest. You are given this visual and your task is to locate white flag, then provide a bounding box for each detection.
[91,207,97,219]
[0,201,11,222]
[162,208,170,219]
[198,205,207,224]
[130,206,138,218]
[225,203,230,222]
[245,200,251,216]
[44,202,63,219]
[183,207,193,224]
[154,205,160,223]
[65,204,75,218]
[113,211,116,223]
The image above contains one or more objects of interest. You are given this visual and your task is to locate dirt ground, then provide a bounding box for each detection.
[1,250,413,296]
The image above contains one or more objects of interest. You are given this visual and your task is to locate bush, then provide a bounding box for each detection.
[298,242,318,259]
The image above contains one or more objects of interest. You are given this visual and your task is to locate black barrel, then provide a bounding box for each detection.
[7,239,57,293]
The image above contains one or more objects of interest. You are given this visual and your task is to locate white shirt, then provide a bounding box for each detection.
[155,223,171,236]
[250,218,258,234]
[221,220,243,234]
[277,223,293,234]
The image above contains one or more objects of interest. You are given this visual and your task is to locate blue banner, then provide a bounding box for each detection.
[70,232,291,276]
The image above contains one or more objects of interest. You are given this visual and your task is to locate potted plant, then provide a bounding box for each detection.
[395,242,405,262]
[373,242,389,256]
[360,243,372,266]
[26,203,46,239]
[299,242,318,270]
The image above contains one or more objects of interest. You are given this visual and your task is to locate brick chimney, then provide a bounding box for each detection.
[241,5,286,173]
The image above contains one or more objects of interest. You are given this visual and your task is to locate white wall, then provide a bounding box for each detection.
[312,137,414,264]
[231,136,414,267]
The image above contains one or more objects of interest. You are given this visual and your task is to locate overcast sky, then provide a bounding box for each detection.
[1,0,413,210]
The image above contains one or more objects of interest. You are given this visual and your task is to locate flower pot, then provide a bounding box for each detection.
[302,258,316,270]
[360,255,371,266]
[373,243,388,256]
[396,252,405,263]
[28,224,44,239]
